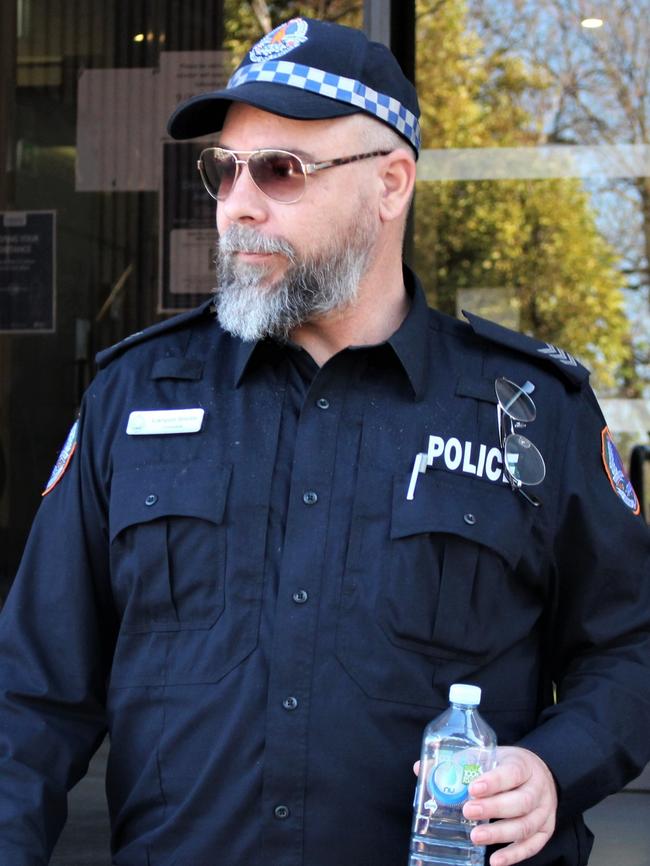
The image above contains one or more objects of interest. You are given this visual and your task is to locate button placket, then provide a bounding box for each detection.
[262,370,344,856]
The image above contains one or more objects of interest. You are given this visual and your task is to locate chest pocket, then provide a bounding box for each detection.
[109,462,231,634]
[337,468,534,706]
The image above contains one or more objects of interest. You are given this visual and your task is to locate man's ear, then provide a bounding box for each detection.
[378,149,417,223]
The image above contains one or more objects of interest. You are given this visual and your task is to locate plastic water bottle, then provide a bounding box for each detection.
[408,683,497,866]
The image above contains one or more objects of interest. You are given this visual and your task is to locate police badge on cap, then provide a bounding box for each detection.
[249,19,309,61]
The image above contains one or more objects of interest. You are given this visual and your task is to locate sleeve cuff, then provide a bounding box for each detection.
[516,712,616,819]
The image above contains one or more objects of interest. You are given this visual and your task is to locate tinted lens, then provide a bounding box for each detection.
[504,433,546,486]
[200,149,237,200]
[248,151,306,202]
[495,377,536,422]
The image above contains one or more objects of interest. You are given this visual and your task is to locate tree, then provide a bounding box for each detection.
[464,0,650,389]
[465,0,650,282]
[413,0,634,391]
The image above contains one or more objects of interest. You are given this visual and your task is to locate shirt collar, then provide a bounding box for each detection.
[385,266,429,401]
[232,265,430,399]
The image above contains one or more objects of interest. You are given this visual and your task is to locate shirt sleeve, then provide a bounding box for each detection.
[0,389,116,864]
[517,386,650,820]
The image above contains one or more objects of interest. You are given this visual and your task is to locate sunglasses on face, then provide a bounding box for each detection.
[495,376,546,507]
[197,147,392,204]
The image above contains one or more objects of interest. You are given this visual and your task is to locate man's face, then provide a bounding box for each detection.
[213,104,382,342]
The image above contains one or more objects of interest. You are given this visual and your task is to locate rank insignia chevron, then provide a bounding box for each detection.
[537,343,578,367]
[462,310,589,387]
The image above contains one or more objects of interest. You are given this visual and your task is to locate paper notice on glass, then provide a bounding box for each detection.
[159,141,216,311]
[158,51,231,135]
[76,51,230,192]
[76,68,159,191]
[168,229,216,296]
[0,211,56,333]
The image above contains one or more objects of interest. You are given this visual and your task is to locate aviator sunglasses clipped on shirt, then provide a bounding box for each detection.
[197,147,392,204]
[496,377,546,507]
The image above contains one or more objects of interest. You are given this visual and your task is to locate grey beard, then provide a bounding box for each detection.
[214,218,377,342]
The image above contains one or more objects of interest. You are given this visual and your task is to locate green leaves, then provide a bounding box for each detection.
[413,0,632,392]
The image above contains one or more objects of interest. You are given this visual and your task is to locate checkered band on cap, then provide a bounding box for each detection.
[228,61,421,152]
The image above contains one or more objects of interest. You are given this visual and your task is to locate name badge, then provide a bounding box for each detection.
[126,408,205,436]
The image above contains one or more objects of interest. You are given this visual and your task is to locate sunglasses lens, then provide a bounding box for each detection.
[200,149,237,200]
[249,151,306,202]
[199,149,307,202]
[504,434,546,486]
[495,377,536,423]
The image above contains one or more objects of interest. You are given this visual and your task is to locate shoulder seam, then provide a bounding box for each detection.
[95,299,215,369]
[462,309,589,388]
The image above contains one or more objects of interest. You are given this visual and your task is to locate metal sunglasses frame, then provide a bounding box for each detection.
[197,146,392,203]
[495,377,546,508]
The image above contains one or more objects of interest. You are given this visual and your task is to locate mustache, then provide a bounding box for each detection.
[218,225,296,261]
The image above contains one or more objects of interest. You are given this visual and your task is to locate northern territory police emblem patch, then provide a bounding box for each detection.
[601,426,640,514]
[249,18,309,62]
[42,419,79,496]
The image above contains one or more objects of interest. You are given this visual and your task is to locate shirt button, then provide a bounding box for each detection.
[303,490,318,505]
[144,494,158,506]
[316,397,330,410]
[463,513,477,525]
[292,590,309,604]
[282,696,299,711]
[274,805,290,820]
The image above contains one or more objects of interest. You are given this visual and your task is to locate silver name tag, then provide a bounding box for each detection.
[126,408,205,436]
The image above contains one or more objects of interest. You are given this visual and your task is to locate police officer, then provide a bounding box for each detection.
[0,17,649,866]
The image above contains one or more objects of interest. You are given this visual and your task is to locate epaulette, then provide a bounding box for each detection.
[463,309,590,388]
[96,298,216,369]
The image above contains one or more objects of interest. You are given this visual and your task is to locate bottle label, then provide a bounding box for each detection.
[425,748,483,808]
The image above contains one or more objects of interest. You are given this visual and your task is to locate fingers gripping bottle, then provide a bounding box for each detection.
[408,684,497,866]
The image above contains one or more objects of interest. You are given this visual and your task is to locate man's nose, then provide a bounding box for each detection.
[219,161,268,223]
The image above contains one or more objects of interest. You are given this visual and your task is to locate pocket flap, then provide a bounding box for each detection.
[110,462,231,541]
[150,357,204,380]
[391,470,533,568]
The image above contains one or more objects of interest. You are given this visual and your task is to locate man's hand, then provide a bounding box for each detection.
[412,746,557,866]
[462,746,557,866]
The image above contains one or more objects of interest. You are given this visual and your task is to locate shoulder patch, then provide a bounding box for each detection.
[601,427,640,514]
[96,299,216,369]
[42,420,79,496]
[462,310,590,388]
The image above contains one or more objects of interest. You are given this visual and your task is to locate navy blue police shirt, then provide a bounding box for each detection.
[0,269,649,866]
